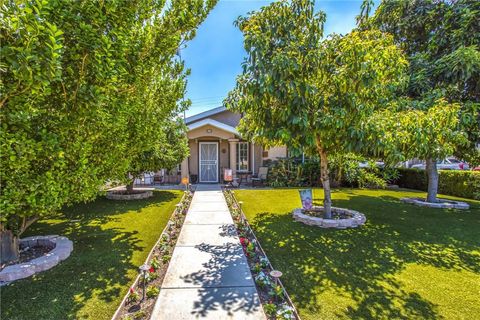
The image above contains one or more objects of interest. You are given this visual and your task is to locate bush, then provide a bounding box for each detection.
[396,168,480,199]
[264,158,316,187]
[264,155,396,189]
[146,286,159,299]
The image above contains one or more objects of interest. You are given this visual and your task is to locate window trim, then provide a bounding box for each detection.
[236,142,249,172]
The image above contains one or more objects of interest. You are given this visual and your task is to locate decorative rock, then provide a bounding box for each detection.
[106,190,153,200]
[292,206,366,229]
[401,197,470,210]
[0,264,36,282]
[31,254,59,272]
[0,235,73,283]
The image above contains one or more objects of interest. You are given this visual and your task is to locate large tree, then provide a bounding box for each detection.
[126,119,189,192]
[0,0,215,263]
[370,0,480,202]
[225,0,408,217]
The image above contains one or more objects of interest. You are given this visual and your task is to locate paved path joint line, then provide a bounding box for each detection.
[151,184,266,319]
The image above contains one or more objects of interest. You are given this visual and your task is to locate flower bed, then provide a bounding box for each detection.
[112,189,194,320]
[223,188,300,320]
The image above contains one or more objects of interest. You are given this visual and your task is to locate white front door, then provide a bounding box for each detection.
[199,142,218,183]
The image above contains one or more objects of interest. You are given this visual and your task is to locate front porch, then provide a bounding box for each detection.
[180,118,262,184]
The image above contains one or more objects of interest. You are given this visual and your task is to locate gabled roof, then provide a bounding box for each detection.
[185,106,226,124]
[187,118,238,135]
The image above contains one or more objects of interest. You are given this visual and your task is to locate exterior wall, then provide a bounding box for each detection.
[184,109,287,182]
[187,124,236,140]
[247,143,263,175]
[219,140,229,175]
[188,140,199,177]
[262,146,287,161]
[209,110,242,128]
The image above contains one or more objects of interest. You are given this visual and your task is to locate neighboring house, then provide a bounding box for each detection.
[180,106,287,183]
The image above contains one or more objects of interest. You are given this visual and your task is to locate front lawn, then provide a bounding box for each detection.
[1,190,183,320]
[234,188,480,320]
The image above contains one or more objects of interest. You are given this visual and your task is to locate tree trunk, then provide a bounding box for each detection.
[316,137,332,219]
[126,180,134,194]
[1,230,19,264]
[426,158,439,203]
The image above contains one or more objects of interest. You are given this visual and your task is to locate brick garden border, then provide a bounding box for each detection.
[0,235,73,283]
[401,197,470,209]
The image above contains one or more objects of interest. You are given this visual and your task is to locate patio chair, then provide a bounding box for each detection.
[223,168,235,188]
[251,167,268,187]
[153,174,163,185]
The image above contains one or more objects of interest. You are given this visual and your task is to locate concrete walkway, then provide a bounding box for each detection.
[151,184,266,319]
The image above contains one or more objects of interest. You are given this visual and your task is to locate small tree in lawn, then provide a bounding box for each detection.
[370,97,468,203]
[126,119,189,192]
[370,0,480,202]
[225,0,408,218]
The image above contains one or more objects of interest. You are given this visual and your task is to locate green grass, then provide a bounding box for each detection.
[234,188,480,320]
[1,190,183,320]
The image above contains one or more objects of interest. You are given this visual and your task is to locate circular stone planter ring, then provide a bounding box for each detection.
[401,197,470,210]
[106,190,153,200]
[0,235,73,283]
[292,206,366,229]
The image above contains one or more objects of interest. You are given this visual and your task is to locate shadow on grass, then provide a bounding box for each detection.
[1,191,178,320]
[249,193,480,319]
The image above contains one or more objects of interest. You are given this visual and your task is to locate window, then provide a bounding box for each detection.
[236,142,249,171]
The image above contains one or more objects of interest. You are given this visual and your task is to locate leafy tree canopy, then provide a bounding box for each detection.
[371,0,480,163]
[0,0,216,262]
[226,0,408,216]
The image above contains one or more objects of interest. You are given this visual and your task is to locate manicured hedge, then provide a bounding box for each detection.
[396,168,480,200]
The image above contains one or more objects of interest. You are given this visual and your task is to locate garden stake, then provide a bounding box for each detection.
[139,264,150,301]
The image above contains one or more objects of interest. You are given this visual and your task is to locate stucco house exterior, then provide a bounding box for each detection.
[180,106,287,183]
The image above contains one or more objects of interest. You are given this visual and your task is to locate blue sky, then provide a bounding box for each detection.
[182,0,374,117]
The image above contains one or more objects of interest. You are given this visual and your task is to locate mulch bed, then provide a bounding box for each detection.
[302,208,353,219]
[1,243,56,271]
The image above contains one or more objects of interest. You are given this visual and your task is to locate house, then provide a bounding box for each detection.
[180,106,287,183]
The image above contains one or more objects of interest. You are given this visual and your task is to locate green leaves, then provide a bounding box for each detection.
[1,0,215,235]
[226,0,408,159]
[372,0,480,162]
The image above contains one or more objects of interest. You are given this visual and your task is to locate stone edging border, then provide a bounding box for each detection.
[106,190,153,200]
[292,206,366,229]
[401,197,470,209]
[0,235,73,283]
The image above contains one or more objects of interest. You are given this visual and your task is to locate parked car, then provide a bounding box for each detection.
[358,161,385,168]
[411,158,469,170]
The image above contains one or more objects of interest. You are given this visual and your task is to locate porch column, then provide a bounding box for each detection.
[180,157,189,184]
[251,142,255,175]
[228,138,239,178]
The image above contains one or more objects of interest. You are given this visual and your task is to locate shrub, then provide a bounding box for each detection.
[263,303,277,316]
[265,155,396,188]
[162,254,171,264]
[133,310,146,320]
[146,286,159,299]
[396,168,480,199]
